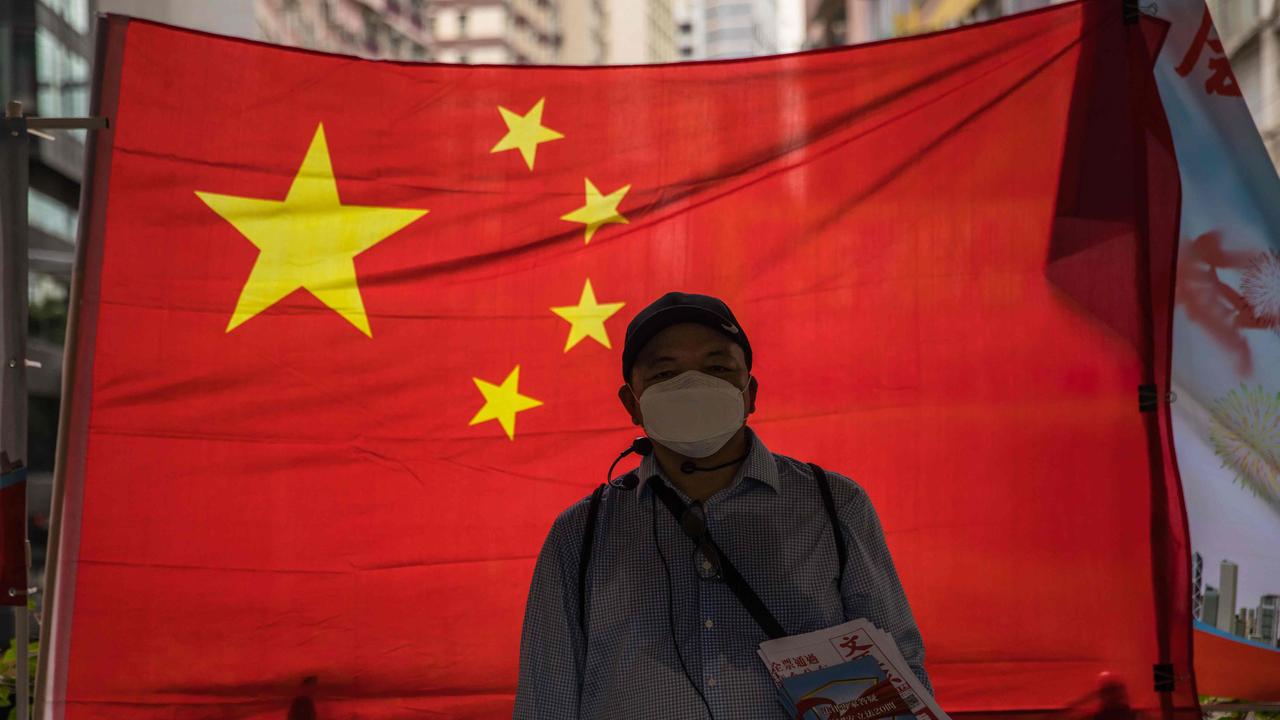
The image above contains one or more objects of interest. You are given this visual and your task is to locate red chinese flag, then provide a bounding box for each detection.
[43,3,1198,718]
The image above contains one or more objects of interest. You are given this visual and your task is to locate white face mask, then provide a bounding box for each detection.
[633,370,749,458]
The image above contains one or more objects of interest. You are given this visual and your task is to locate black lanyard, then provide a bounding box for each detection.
[648,477,788,640]
[576,462,847,644]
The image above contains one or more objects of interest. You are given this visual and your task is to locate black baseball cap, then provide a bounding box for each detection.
[621,292,752,382]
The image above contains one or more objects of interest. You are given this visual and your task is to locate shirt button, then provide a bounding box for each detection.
[704,619,714,629]
[701,560,713,571]
[707,677,717,688]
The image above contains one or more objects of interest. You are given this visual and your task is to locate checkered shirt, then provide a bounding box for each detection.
[513,427,930,719]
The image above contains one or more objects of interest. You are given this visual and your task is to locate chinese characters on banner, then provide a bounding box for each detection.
[1174,6,1242,97]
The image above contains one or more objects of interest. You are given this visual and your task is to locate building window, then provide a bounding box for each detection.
[707,26,752,42]
[35,27,89,119]
[28,273,70,349]
[38,0,90,34]
[707,2,751,19]
[28,189,77,243]
[1210,0,1262,41]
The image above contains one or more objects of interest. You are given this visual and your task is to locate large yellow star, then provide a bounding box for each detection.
[469,365,544,440]
[195,124,428,337]
[550,278,625,352]
[490,97,564,171]
[560,178,631,244]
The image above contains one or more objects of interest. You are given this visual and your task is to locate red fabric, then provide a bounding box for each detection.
[1192,628,1280,701]
[45,3,1199,717]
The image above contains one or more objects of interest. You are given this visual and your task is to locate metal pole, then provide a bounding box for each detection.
[1,100,103,720]
[1,99,32,720]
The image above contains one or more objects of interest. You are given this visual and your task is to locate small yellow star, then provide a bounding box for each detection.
[469,365,544,440]
[561,178,630,244]
[490,97,564,171]
[550,278,626,352]
[196,123,428,336]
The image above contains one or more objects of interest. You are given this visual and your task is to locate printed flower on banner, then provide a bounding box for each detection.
[1240,251,1280,330]
[1175,231,1275,376]
[1209,384,1280,513]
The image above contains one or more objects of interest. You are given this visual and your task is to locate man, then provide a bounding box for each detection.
[514,292,929,719]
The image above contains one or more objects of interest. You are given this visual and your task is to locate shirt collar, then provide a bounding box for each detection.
[634,426,781,498]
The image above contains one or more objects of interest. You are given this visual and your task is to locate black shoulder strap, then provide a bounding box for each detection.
[578,465,849,643]
[650,479,788,640]
[578,484,605,638]
[808,462,847,588]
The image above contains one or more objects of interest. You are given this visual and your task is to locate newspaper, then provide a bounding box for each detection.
[757,618,949,720]
[780,655,911,720]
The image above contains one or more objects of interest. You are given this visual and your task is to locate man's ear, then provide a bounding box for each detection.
[619,384,642,426]
[746,375,759,415]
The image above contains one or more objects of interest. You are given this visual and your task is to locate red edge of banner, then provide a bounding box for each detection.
[1128,9,1203,719]
[1193,624,1280,700]
[34,13,130,720]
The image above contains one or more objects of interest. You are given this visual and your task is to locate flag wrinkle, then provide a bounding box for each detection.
[810,33,1093,231]
[349,443,427,489]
